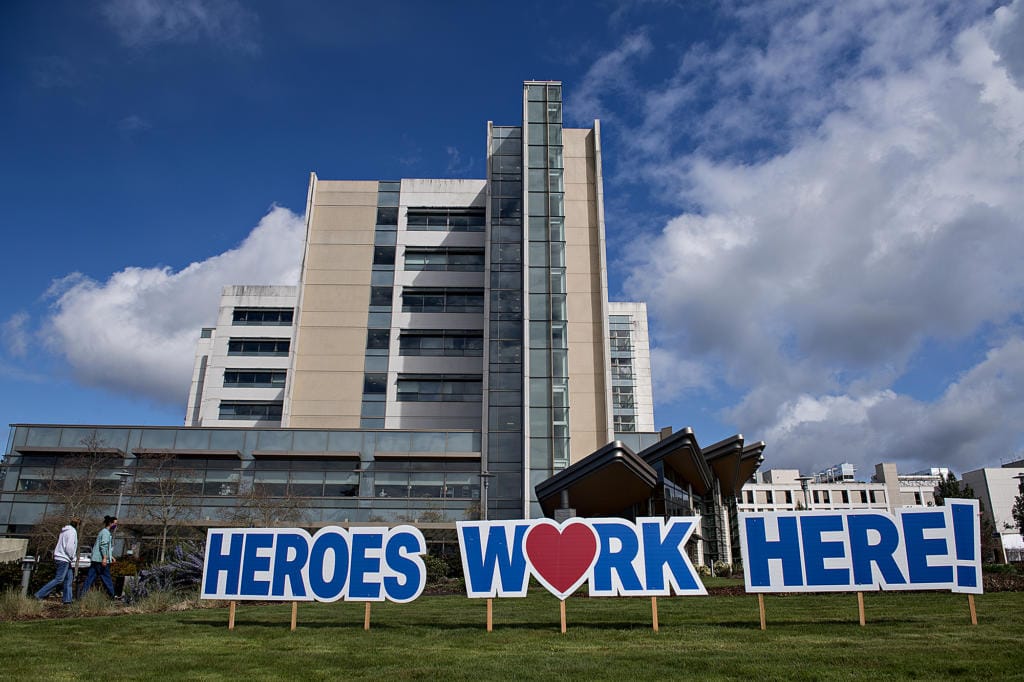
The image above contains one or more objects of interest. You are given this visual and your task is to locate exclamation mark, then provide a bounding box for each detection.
[950,502,977,589]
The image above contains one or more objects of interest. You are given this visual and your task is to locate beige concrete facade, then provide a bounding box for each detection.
[563,128,612,461]
[285,176,376,428]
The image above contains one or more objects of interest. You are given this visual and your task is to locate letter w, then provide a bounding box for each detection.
[458,523,529,598]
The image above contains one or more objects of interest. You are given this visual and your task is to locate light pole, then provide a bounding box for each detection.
[114,470,132,519]
[797,476,814,510]
[479,472,495,520]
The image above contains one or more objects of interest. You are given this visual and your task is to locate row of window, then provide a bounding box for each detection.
[218,401,283,420]
[227,338,290,356]
[407,208,485,232]
[402,288,484,313]
[397,376,482,402]
[398,331,483,356]
[223,370,286,388]
[611,357,633,379]
[14,466,480,500]
[232,308,293,326]
[404,248,485,272]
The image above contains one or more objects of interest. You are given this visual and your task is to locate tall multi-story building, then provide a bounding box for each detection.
[2,80,673,537]
[186,286,296,427]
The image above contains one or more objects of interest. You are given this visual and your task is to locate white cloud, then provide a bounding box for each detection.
[581,1,1024,475]
[41,205,304,406]
[2,312,31,358]
[102,0,260,53]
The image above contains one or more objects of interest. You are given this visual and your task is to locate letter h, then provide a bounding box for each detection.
[745,516,804,589]
[204,532,244,596]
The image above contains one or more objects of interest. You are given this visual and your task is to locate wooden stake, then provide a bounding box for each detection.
[560,599,567,634]
[364,601,371,631]
[486,598,493,632]
[228,601,236,630]
[290,601,298,631]
[758,594,766,631]
[968,594,977,626]
[651,597,659,633]
[857,592,865,626]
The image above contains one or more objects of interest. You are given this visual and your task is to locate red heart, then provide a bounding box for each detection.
[524,521,598,599]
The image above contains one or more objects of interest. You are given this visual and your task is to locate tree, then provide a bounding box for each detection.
[225,482,309,528]
[30,430,120,555]
[1012,477,1024,536]
[130,454,199,562]
[934,472,974,506]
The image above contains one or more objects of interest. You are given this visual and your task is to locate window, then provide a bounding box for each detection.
[406,207,485,232]
[223,370,286,388]
[399,330,483,357]
[376,207,398,226]
[404,248,485,272]
[402,288,484,313]
[396,375,482,402]
[363,373,387,394]
[610,329,631,351]
[232,308,293,326]
[613,415,636,432]
[218,401,283,420]
[611,357,633,379]
[612,386,634,408]
[227,338,290,356]
[370,287,392,307]
[366,329,390,350]
[373,245,396,266]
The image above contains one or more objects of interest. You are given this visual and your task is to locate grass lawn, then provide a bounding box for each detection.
[5,588,1023,681]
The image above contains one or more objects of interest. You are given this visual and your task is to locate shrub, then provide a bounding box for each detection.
[125,543,204,604]
[423,554,451,585]
[713,560,732,576]
[696,564,712,577]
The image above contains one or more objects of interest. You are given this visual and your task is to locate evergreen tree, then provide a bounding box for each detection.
[934,471,974,505]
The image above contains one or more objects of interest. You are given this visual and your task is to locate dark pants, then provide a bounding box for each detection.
[79,562,115,598]
[35,560,74,603]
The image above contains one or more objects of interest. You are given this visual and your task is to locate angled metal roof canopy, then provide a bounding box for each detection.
[637,427,714,495]
[535,441,657,517]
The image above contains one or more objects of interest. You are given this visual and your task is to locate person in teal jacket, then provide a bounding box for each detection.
[79,515,117,598]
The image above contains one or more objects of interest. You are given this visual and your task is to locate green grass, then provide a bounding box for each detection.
[4,590,1023,681]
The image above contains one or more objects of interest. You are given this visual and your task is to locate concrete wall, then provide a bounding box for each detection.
[286,177,377,428]
[563,128,612,461]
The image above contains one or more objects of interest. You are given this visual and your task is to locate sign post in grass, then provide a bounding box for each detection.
[559,599,567,634]
[857,592,865,626]
[968,594,977,625]
[486,598,493,632]
[363,602,371,631]
[651,597,659,632]
[228,601,236,631]
[290,601,297,631]
[758,594,766,630]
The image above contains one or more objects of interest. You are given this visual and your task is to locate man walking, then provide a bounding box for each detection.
[79,515,117,598]
[34,517,80,604]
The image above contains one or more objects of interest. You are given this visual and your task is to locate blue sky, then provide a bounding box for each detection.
[2,0,1023,478]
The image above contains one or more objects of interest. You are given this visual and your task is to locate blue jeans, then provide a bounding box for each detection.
[35,559,74,603]
[79,561,115,598]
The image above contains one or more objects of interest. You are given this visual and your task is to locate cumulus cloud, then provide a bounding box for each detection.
[41,206,304,405]
[102,0,260,53]
[578,1,1024,474]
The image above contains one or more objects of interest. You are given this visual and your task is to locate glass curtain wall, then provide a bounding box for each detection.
[361,181,400,427]
[485,123,526,518]
[525,82,569,511]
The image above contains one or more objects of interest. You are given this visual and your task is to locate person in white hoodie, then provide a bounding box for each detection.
[34,517,80,604]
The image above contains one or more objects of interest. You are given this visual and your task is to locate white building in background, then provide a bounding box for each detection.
[607,302,654,434]
[739,462,945,515]
[185,286,296,427]
[962,461,1024,560]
